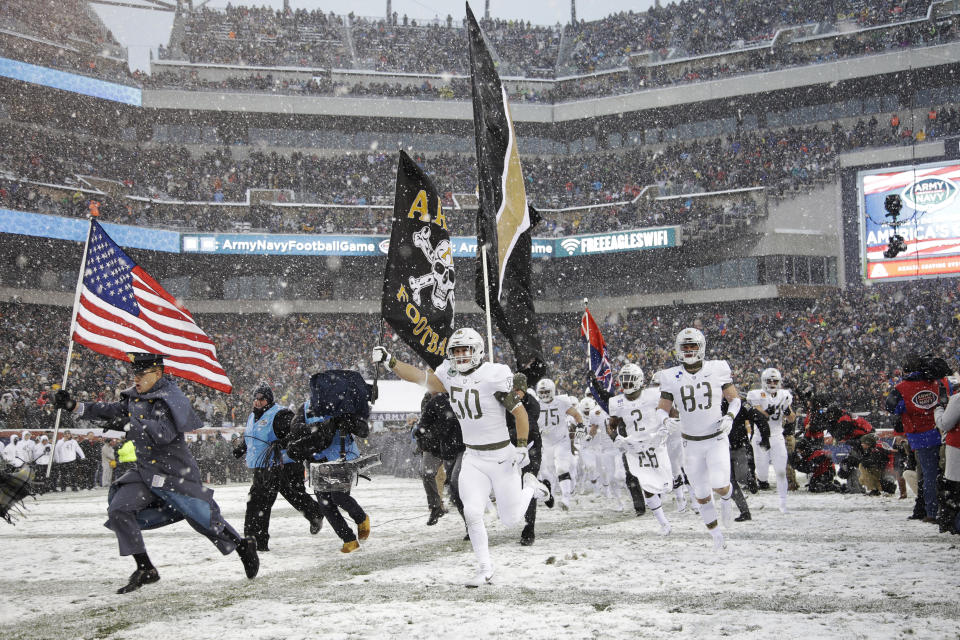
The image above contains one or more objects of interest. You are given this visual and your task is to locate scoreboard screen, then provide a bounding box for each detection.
[859,160,960,282]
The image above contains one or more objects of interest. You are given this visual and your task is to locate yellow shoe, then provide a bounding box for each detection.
[357,515,371,541]
[341,539,359,553]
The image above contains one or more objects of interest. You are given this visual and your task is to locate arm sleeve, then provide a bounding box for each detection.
[78,401,128,422]
[750,409,771,443]
[884,388,905,415]
[272,409,295,442]
[587,375,612,402]
[935,394,960,434]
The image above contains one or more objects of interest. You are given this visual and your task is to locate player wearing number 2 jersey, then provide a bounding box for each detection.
[657,328,741,551]
[607,363,673,535]
[371,328,551,587]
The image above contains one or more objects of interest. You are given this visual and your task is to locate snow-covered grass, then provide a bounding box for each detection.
[1,478,957,640]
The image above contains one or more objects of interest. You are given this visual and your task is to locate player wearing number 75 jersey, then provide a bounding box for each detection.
[371,327,551,588]
[657,328,741,551]
[607,363,673,535]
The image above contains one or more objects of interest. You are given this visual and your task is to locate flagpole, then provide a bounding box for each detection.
[480,244,494,362]
[583,298,591,379]
[47,216,95,478]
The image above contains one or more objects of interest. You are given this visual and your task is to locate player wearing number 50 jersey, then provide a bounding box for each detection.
[657,328,741,551]
[372,328,551,588]
[607,363,673,535]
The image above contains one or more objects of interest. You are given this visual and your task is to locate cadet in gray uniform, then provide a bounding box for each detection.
[54,352,259,593]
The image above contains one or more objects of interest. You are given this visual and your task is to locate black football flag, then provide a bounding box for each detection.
[466,3,546,384]
[381,151,455,369]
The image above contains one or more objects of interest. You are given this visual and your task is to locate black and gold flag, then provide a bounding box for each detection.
[466,3,546,384]
[381,151,455,369]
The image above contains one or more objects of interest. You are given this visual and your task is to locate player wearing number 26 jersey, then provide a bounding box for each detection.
[656,328,741,551]
[607,363,673,535]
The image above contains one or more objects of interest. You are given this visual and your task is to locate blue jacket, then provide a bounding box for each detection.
[303,403,359,462]
[245,404,294,468]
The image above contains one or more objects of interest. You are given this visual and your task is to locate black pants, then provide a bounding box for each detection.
[521,442,542,537]
[316,491,366,543]
[244,463,325,548]
[420,452,457,512]
[622,453,646,514]
[728,453,750,516]
[56,460,79,491]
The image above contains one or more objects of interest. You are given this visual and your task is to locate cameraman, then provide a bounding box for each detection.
[885,353,951,523]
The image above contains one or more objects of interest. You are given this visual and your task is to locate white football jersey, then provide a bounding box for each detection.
[583,403,615,451]
[433,360,513,447]
[747,388,793,437]
[538,394,577,448]
[609,388,672,491]
[659,360,734,437]
[608,388,661,446]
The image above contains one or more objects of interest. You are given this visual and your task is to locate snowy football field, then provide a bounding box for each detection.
[1,477,957,640]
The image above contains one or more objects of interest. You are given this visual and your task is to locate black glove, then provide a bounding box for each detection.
[938,382,950,408]
[232,440,247,459]
[759,438,771,450]
[53,390,76,412]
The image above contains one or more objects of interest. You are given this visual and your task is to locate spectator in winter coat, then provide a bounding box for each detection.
[101,438,117,487]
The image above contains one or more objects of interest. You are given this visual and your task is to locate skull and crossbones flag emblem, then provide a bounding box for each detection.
[381,151,455,369]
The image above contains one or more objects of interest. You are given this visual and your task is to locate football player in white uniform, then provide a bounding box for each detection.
[372,328,550,587]
[535,379,584,511]
[578,396,626,510]
[747,368,795,514]
[651,371,692,513]
[657,328,741,550]
[607,363,673,535]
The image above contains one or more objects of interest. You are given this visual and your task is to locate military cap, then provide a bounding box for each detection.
[127,352,165,373]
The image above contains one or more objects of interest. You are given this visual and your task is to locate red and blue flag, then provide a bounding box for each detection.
[580,308,613,412]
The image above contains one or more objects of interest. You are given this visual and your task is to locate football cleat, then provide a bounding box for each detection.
[464,565,494,588]
[712,531,727,552]
[658,522,672,536]
[734,512,752,522]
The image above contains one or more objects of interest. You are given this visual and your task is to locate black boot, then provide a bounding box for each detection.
[237,537,260,579]
[937,479,960,534]
[520,523,535,546]
[117,568,160,594]
[427,506,445,526]
[309,518,323,535]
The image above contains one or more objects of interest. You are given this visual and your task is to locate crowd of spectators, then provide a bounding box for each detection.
[4,106,960,238]
[2,278,958,443]
[1,0,951,104]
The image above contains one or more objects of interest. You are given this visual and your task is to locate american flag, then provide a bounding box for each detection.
[580,308,613,413]
[72,221,232,393]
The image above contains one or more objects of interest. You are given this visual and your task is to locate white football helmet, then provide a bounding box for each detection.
[446,327,485,373]
[675,328,706,365]
[578,396,598,417]
[618,363,645,394]
[536,378,556,403]
[761,368,782,392]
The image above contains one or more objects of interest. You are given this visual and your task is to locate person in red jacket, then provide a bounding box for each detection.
[886,354,951,523]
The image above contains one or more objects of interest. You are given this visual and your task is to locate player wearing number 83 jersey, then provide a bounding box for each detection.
[656,328,741,551]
